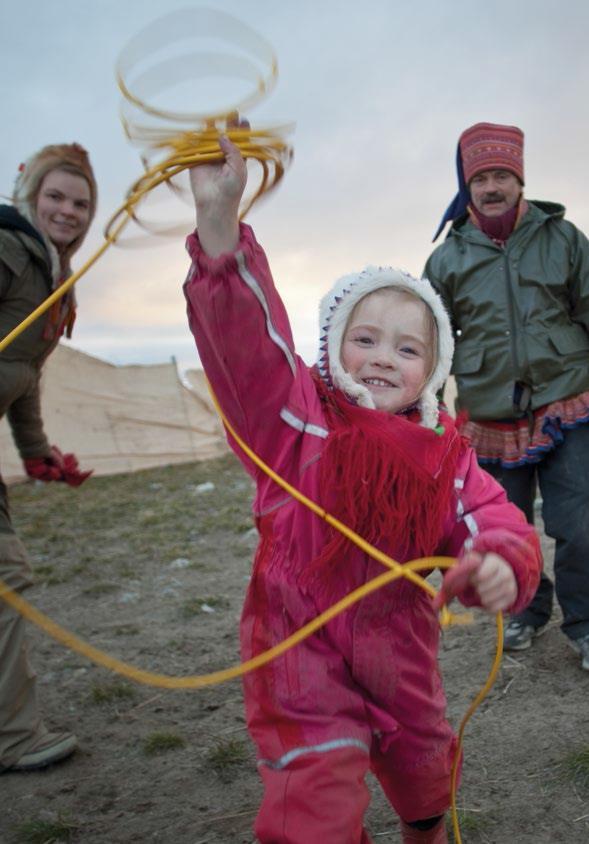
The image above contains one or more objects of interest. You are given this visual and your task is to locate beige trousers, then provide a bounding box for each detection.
[0,531,47,769]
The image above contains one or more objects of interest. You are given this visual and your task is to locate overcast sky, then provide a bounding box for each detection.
[2,0,589,376]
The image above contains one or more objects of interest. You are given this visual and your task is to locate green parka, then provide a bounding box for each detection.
[424,200,589,421]
[0,223,58,460]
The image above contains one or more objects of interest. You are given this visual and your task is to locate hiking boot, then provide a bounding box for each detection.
[569,634,589,671]
[503,620,547,651]
[8,732,77,772]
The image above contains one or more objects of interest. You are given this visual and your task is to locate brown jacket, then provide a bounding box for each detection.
[0,227,58,459]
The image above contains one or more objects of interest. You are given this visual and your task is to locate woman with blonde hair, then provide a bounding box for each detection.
[0,142,96,772]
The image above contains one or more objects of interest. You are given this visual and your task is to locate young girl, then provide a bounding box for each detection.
[183,137,541,843]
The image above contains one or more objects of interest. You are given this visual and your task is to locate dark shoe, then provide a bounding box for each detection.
[504,620,547,651]
[400,816,448,843]
[569,634,589,671]
[8,732,77,772]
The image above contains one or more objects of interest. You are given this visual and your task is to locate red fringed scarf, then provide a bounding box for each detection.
[468,198,528,247]
[310,375,462,576]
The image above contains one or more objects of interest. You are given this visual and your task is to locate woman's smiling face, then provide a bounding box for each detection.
[340,288,434,414]
[35,169,91,250]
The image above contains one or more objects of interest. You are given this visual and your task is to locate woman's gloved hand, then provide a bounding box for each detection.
[24,445,92,487]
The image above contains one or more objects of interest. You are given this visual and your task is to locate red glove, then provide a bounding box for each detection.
[24,446,93,487]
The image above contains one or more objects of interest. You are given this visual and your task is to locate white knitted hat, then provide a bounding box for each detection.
[316,266,454,429]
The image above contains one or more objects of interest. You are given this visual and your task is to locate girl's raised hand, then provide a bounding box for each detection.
[189,136,247,258]
[190,136,247,213]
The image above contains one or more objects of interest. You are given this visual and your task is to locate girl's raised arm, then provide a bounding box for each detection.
[189,136,245,258]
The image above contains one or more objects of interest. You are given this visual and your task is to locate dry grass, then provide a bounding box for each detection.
[13,813,79,843]
[88,680,137,705]
[143,731,186,756]
[560,746,589,790]
[206,737,250,782]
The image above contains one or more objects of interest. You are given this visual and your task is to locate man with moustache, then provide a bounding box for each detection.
[424,122,589,671]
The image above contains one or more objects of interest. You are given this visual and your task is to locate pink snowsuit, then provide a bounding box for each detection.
[183,224,541,842]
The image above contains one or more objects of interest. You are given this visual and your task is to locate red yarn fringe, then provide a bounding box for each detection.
[308,379,461,579]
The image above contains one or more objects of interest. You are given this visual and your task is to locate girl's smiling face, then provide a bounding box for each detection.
[340,288,434,414]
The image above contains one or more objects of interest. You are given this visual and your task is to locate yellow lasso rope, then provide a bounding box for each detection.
[103,126,293,242]
[0,557,455,690]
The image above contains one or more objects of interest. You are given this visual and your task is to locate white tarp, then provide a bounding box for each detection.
[0,344,227,483]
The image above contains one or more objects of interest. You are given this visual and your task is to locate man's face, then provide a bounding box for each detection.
[469,169,522,217]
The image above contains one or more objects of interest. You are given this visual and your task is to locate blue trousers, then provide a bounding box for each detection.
[483,424,589,642]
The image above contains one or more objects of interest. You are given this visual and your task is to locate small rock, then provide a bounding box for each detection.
[169,557,190,569]
[194,481,215,494]
[200,603,216,613]
[119,591,140,604]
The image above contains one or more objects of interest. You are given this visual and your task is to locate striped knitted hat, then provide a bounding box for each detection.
[459,122,524,184]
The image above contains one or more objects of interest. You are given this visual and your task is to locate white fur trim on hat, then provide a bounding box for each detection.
[317,266,454,428]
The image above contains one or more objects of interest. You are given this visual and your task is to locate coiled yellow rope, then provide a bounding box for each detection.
[0,128,291,357]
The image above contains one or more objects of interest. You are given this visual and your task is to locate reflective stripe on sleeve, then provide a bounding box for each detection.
[280,407,329,439]
[463,513,479,537]
[236,251,297,376]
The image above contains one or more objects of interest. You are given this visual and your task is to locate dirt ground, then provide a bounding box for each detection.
[1,453,588,844]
